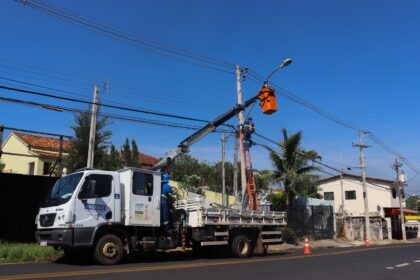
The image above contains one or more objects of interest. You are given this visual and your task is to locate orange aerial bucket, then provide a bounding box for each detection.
[258,83,277,115]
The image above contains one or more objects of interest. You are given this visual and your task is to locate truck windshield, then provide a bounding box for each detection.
[42,172,84,207]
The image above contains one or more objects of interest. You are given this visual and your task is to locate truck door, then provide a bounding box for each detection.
[129,171,160,227]
[73,173,115,229]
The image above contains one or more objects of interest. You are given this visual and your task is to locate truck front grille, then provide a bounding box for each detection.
[39,213,56,227]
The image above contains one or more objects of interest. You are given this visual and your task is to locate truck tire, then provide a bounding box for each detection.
[231,235,252,258]
[94,234,124,265]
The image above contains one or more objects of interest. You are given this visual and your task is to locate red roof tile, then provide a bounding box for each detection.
[139,152,159,167]
[14,132,71,151]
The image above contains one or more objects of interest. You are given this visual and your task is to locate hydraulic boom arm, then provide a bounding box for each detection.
[151,94,261,171]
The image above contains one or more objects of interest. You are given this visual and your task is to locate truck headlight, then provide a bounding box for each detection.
[64,211,74,223]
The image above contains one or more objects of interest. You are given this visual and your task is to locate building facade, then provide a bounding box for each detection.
[1,132,70,176]
[318,173,401,217]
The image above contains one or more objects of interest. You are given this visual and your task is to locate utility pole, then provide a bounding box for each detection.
[221,131,226,207]
[392,158,407,241]
[353,129,371,243]
[340,169,345,216]
[235,65,247,203]
[87,85,99,168]
[0,125,4,159]
[233,131,239,201]
[57,136,63,177]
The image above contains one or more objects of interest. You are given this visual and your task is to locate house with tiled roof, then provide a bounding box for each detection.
[1,132,70,175]
[138,152,159,169]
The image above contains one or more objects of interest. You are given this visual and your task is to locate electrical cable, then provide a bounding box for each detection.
[0,95,234,134]
[15,0,236,74]
[0,84,213,123]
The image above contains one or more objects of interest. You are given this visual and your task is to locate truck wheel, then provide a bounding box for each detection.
[231,235,252,258]
[94,234,124,265]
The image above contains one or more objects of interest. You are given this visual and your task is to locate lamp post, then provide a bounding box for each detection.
[265,58,293,82]
[259,58,292,209]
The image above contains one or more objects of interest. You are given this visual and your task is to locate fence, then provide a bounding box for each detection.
[0,173,57,242]
[288,205,335,240]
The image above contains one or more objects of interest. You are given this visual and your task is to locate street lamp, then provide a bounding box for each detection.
[265,58,293,82]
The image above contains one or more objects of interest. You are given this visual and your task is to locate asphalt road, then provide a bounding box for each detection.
[1,243,420,280]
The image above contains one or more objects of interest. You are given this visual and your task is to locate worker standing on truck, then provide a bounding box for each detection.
[243,117,255,150]
[161,172,177,235]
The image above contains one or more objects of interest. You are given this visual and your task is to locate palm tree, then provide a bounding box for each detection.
[269,128,321,214]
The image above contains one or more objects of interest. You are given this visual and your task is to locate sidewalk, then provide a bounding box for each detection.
[269,238,420,253]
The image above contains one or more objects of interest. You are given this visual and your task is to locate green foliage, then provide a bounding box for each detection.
[291,174,321,198]
[98,145,121,171]
[131,139,140,167]
[121,138,141,168]
[0,160,5,173]
[406,196,420,211]
[179,174,204,195]
[267,190,286,211]
[255,170,274,194]
[0,242,63,263]
[64,111,112,173]
[268,128,321,211]
[171,155,201,181]
[170,155,240,195]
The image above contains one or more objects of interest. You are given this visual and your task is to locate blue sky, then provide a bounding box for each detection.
[1,0,420,193]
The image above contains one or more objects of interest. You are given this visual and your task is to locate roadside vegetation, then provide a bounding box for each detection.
[0,242,63,263]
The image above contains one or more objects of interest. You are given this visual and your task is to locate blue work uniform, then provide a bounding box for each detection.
[243,118,255,150]
[161,182,177,232]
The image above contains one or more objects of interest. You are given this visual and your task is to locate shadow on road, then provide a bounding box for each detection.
[54,249,292,266]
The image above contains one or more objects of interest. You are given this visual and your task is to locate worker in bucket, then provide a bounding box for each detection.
[161,172,177,236]
[243,117,255,150]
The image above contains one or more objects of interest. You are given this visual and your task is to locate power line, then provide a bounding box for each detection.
[0,84,213,123]
[0,95,234,133]
[0,61,230,112]
[252,137,392,191]
[247,70,420,176]
[253,132,342,173]
[15,0,235,74]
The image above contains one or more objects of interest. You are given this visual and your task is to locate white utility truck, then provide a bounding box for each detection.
[35,82,287,265]
[35,168,286,264]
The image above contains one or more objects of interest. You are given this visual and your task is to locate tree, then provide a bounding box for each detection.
[255,170,274,194]
[179,174,204,195]
[170,155,201,181]
[122,138,131,167]
[267,190,286,211]
[131,139,140,167]
[269,128,321,214]
[64,111,112,172]
[406,196,420,211]
[98,145,120,171]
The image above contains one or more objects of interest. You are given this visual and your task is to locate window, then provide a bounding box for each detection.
[132,172,153,196]
[28,162,35,175]
[324,192,334,201]
[43,162,52,175]
[345,190,356,200]
[79,174,112,199]
[392,188,397,199]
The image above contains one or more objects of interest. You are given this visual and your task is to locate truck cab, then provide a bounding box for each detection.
[35,168,165,264]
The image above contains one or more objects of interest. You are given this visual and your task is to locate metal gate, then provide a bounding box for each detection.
[289,205,334,240]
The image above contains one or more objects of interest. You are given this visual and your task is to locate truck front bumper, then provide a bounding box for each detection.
[35,228,74,248]
[35,227,95,248]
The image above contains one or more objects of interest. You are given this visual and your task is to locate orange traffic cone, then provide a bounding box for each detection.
[364,237,370,247]
[303,237,311,254]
